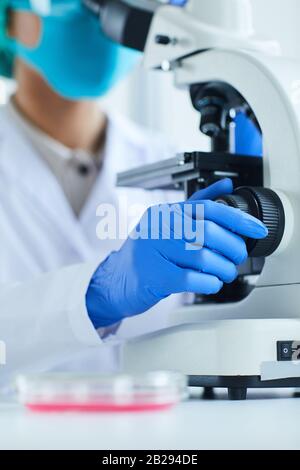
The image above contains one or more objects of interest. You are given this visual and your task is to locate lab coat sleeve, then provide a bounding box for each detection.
[0,262,102,386]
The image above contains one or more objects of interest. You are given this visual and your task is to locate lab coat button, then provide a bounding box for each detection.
[78,164,91,176]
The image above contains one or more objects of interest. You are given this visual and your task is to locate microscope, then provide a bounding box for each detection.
[87,0,300,399]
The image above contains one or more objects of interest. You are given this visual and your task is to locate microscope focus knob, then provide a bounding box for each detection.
[216,187,285,257]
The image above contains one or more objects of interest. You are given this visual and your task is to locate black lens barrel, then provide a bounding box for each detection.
[84,0,153,51]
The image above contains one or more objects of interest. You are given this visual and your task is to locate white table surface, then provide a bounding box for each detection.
[0,389,299,450]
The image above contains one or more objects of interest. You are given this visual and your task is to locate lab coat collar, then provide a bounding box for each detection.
[0,105,94,260]
[78,109,150,225]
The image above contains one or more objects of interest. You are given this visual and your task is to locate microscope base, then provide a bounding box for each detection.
[122,318,300,400]
[189,375,300,400]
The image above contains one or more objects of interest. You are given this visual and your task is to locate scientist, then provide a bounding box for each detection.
[0,0,267,384]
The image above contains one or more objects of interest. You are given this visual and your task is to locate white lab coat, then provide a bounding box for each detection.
[0,105,182,387]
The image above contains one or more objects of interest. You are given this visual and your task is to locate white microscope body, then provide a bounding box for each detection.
[121,0,300,398]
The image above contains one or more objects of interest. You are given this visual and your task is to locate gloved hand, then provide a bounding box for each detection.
[86,179,268,328]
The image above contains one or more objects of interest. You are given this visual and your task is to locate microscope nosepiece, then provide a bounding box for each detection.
[216,187,285,258]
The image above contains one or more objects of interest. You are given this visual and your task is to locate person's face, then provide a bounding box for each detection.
[8,9,40,48]
[6,5,140,100]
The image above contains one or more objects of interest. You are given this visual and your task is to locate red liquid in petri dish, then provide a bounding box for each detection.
[25,402,175,413]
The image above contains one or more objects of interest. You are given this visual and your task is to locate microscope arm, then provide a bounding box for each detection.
[143,0,280,70]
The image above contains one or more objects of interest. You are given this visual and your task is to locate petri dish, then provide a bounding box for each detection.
[16,371,188,413]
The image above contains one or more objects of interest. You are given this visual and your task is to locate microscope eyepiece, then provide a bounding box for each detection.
[83,0,153,51]
[216,187,285,258]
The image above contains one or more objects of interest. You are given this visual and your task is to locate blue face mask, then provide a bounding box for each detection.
[8,0,140,100]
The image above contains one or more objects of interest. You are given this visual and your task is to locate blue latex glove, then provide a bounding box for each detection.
[86,179,268,328]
